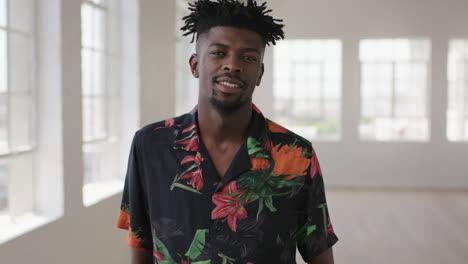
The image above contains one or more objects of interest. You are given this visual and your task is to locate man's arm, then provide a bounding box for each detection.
[131,248,152,264]
[307,248,334,264]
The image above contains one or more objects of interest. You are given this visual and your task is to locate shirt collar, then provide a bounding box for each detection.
[173,104,273,192]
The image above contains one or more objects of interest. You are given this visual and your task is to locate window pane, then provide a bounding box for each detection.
[81,49,92,96]
[9,0,33,33]
[94,8,106,50]
[93,51,105,96]
[93,97,106,139]
[82,97,93,141]
[81,3,93,48]
[361,63,392,98]
[0,95,7,154]
[395,97,425,118]
[359,39,430,141]
[10,94,32,149]
[0,160,8,212]
[0,30,6,93]
[83,144,101,185]
[9,33,32,93]
[0,0,5,27]
[273,39,342,140]
[446,39,468,141]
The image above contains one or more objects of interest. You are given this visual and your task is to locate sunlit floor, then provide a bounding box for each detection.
[296,188,468,264]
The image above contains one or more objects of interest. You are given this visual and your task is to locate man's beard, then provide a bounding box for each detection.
[209,88,248,115]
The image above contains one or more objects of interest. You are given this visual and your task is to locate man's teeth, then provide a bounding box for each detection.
[219,81,239,88]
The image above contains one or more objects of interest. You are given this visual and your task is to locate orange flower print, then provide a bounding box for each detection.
[116,209,130,230]
[250,157,269,171]
[268,121,288,134]
[127,226,145,250]
[310,152,322,179]
[271,144,310,179]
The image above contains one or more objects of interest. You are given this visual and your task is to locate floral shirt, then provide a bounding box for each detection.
[116,105,338,264]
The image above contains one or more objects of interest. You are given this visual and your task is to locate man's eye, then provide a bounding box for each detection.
[211,51,225,56]
[243,55,258,61]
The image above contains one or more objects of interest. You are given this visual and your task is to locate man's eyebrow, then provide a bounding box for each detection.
[208,43,260,54]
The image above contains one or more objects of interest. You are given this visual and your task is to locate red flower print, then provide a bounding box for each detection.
[327,217,334,234]
[180,260,188,264]
[182,124,197,133]
[310,152,322,179]
[181,152,203,165]
[211,181,248,232]
[154,118,176,130]
[153,251,165,261]
[177,134,199,152]
[181,167,204,191]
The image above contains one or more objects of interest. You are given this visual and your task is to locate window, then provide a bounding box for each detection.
[81,0,123,206]
[447,39,468,142]
[273,40,342,140]
[175,0,197,115]
[359,39,430,141]
[0,0,36,216]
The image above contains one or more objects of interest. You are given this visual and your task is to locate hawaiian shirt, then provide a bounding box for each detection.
[116,105,338,264]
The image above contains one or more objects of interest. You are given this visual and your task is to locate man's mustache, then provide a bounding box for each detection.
[212,73,247,87]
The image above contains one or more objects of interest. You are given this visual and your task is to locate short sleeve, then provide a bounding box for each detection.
[115,133,153,251]
[296,149,338,262]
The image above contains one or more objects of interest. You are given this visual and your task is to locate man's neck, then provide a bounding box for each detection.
[197,102,252,146]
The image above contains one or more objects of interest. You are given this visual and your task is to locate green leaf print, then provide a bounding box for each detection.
[153,236,175,264]
[171,182,202,194]
[185,229,208,260]
[218,253,236,264]
[297,223,317,245]
[192,261,211,264]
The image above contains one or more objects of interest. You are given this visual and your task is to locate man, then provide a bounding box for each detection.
[116,1,338,263]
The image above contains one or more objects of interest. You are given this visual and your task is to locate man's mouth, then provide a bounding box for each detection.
[218,81,240,88]
[214,76,245,94]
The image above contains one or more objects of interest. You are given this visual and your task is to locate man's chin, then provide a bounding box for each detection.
[209,97,247,114]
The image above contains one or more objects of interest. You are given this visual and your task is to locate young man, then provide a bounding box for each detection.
[116,1,338,263]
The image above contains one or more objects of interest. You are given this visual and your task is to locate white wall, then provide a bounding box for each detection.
[1,0,467,263]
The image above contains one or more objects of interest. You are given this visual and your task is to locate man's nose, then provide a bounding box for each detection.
[223,56,242,73]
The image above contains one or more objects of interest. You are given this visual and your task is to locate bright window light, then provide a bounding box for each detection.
[0,0,35,216]
[359,39,430,141]
[81,0,122,196]
[447,39,468,142]
[273,40,342,140]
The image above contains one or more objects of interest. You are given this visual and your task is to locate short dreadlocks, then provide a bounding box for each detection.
[180,0,285,46]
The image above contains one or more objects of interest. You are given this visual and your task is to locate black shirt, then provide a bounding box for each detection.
[116,105,338,264]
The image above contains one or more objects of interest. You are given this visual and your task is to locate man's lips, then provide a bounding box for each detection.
[213,75,246,94]
[215,81,242,94]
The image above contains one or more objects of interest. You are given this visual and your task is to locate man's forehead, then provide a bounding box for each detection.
[197,26,265,50]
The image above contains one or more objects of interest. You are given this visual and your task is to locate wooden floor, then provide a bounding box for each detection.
[296,188,468,264]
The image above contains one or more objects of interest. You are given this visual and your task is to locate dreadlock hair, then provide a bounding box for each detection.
[180,0,285,46]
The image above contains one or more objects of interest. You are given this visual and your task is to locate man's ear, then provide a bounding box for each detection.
[256,63,264,86]
[189,53,199,78]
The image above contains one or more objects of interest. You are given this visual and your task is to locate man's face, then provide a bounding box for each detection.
[189,26,265,114]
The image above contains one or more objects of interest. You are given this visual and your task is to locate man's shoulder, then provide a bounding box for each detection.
[134,112,191,143]
[265,118,313,151]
